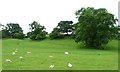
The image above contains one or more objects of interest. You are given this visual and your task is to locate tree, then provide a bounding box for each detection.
[5,23,23,38]
[29,21,47,40]
[74,7,117,49]
[0,24,10,38]
[1,23,24,39]
[14,32,25,39]
[49,27,64,39]
[1,29,11,38]
[57,21,73,36]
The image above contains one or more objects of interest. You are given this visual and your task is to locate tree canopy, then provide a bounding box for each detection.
[1,23,24,39]
[74,7,117,49]
[29,21,47,40]
[57,21,73,35]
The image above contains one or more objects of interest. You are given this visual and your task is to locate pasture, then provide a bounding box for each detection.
[2,38,118,70]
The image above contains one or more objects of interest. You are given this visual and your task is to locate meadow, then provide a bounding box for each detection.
[2,38,118,70]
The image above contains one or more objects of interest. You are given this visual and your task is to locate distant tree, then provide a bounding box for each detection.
[1,23,24,39]
[14,32,25,39]
[74,7,117,49]
[6,23,23,38]
[0,24,9,38]
[1,29,11,38]
[29,21,47,40]
[49,27,64,39]
[57,21,73,35]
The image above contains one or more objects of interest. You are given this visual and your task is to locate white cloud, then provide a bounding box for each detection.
[0,0,119,34]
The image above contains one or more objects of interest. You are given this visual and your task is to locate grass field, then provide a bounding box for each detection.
[2,38,118,70]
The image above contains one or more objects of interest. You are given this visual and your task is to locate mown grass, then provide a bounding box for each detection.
[2,38,118,70]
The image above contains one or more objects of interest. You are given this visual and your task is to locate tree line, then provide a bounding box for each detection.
[0,7,119,49]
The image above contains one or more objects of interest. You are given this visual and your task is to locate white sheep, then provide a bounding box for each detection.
[68,63,72,68]
[19,56,23,60]
[27,51,31,54]
[49,56,53,58]
[6,59,12,63]
[12,52,16,55]
[49,65,55,68]
[64,52,69,55]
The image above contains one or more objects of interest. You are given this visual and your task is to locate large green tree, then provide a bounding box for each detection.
[1,23,24,39]
[6,23,23,37]
[74,7,117,49]
[57,21,73,35]
[29,21,47,40]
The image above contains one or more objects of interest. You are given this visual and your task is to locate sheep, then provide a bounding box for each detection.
[49,65,55,68]
[49,56,53,58]
[64,52,69,55]
[27,51,31,54]
[12,52,16,55]
[68,63,72,68]
[19,56,23,60]
[6,59,12,63]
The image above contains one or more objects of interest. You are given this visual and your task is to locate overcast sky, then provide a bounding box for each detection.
[0,0,119,34]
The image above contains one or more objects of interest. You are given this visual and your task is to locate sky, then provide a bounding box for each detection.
[0,0,119,34]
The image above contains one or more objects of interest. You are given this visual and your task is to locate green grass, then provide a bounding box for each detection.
[2,38,118,70]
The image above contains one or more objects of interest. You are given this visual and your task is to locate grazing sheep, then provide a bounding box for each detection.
[68,63,72,68]
[19,56,23,60]
[49,65,55,68]
[64,52,69,55]
[12,52,16,55]
[6,59,12,63]
[49,56,53,58]
[27,51,31,54]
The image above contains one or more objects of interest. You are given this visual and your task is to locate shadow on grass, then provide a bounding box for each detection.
[76,42,118,52]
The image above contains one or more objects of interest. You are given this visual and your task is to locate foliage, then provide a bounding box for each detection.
[57,21,73,35]
[1,23,24,39]
[6,23,23,37]
[49,20,73,39]
[26,32,32,38]
[74,7,117,49]
[14,32,25,39]
[49,27,64,39]
[1,29,11,38]
[112,26,120,40]
[29,21,47,40]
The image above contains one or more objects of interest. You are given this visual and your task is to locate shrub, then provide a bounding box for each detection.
[49,31,64,39]
[14,32,25,39]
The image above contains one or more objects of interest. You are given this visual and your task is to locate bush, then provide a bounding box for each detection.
[14,32,25,39]
[49,31,64,39]
[30,35,36,40]
[35,32,47,40]
[74,7,117,49]
[1,29,11,38]
[27,32,32,38]
[30,31,47,40]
